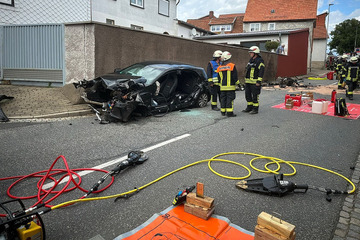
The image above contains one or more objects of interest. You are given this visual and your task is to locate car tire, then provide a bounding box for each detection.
[196,93,209,108]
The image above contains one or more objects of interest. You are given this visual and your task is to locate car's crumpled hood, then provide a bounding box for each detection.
[98,73,144,91]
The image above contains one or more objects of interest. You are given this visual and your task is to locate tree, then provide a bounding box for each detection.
[329,18,360,54]
[265,41,279,52]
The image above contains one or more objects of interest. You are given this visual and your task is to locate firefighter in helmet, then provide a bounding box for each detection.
[216,51,239,117]
[207,50,223,111]
[335,54,348,89]
[345,56,359,100]
[242,46,265,114]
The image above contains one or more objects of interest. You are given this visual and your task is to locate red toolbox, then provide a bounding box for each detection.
[285,94,302,107]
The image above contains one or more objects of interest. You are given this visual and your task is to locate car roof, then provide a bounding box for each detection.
[134,61,203,70]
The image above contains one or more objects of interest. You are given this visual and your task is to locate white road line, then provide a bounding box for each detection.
[42,133,191,189]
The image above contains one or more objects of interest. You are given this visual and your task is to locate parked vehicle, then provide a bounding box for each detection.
[74,61,210,122]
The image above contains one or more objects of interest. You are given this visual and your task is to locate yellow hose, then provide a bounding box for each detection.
[51,152,356,210]
[308,77,328,80]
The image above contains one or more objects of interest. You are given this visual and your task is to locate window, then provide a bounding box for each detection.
[106,19,115,25]
[0,0,14,6]
[130,0,143,8]
[250,23,261,32]
[268,23,275,30]
[210,25,232,32]
[131,24,144,30]
[158,0,169,16]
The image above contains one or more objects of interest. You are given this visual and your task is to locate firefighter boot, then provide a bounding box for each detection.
[212,105,220,111]
[249,107,258,114]
[227,112,237,117]
[242,105,253,113]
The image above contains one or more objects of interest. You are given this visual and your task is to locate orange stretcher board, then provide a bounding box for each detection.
[114,205,254,240]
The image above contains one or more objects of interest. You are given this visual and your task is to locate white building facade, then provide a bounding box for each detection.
[0,0,178,35]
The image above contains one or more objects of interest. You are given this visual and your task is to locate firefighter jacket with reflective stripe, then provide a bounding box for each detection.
[207,60,220,85]
[216,62,238,91]
[335,60,346,77]
[245,56,265,84]
[345,63,359,81]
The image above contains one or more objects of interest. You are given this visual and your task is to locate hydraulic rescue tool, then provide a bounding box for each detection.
[236,174,348,201]
[172,186,195,205]
[83,151,148,198]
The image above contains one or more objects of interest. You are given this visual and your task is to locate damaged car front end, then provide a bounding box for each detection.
[74,61,210,123]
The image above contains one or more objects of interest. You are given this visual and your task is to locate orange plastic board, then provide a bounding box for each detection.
[115,205,254,240]
[272,102,360,119]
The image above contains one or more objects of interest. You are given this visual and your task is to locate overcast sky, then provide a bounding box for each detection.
[177,0,360,35]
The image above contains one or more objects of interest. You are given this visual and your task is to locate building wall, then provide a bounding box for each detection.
[0,0,177,35]
[64,23,277,85]
[277,30,308,77]
[92,0,178,35]
[0,0,90,24]
[244,21,313,68]
[311,39,326,69]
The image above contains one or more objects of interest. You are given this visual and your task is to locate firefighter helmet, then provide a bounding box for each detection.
[350,56,358,62]
[213,50,223,58]
[342,54,348,59]
[249,46,260,54]
[221,51,232,61]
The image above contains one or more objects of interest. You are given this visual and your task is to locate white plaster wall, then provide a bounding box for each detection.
[311,39,326,68]
[0,0,177,35]
[0,0,90,24]
[92,0,177,35]
[312,39,326,61]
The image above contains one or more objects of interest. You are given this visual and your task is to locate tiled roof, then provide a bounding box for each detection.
[314,12,328,39]
[186,12,244,34]
[243,0,318,22]
[209,17,236,25]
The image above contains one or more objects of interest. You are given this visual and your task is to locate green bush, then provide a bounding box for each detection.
[265,41,279,51]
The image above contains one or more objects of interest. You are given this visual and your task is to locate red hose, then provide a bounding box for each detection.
[0,155,115,216]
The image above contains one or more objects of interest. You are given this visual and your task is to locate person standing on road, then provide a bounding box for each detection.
[344,56,359,100]
[216,51,239,117]
[242,46,265,114]
[207,50,222,111]
[335,55,348,89]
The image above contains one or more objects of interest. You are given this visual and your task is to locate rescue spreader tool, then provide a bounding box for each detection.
[236,174,348,201]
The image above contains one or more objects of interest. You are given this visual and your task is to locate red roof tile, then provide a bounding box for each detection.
[187,12,244,34]
[243,0,318,22]
[314,13,328,39]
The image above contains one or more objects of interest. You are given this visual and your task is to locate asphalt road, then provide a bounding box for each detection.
[1,84,360,240]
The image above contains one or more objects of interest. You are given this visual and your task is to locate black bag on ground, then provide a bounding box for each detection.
[334,98,349,116]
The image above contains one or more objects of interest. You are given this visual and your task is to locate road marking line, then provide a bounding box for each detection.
[42,133,191,189]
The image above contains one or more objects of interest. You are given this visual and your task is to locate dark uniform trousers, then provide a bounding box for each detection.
[245,83,261,109]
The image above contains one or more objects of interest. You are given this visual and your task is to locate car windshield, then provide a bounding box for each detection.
[117,64,169,86]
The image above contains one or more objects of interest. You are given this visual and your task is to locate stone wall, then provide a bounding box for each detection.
[64,23,278,84]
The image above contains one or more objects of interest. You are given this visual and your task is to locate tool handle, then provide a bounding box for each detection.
[295,184,308,193]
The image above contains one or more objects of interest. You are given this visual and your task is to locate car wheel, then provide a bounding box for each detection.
[196,93,209,108]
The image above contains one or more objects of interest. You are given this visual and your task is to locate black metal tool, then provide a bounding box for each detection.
[236,174,308,197]
[83,151,148,198]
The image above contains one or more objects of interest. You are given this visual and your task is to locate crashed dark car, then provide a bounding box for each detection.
[74,61,210,122]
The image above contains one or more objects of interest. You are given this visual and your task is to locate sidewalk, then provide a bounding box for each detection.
[0,84,92,120]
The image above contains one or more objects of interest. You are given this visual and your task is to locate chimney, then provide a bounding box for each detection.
[209,11,214,19]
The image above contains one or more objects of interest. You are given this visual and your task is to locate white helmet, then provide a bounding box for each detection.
[249,46,260,54]
[221,51,232,61]
[342,54,348,59]
[213,50,223,58]
[350,56,358,62]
